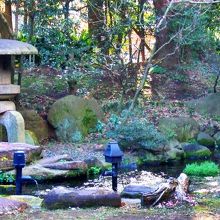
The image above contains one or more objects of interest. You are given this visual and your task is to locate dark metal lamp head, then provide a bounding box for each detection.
[103,141,123,164]
[13,151,25,168]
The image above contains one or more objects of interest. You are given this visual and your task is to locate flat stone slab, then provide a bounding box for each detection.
[0,197,28,215]
[0,142,42,170]
[21,155,87,181]
[0,101,16,113]
[42,186,121,209]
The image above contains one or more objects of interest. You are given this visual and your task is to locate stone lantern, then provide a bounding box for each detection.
[0,39,38,143]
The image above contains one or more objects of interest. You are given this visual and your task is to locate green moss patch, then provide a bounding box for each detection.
[183,161,219,177]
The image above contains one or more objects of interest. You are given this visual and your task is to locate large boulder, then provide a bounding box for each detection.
[165,139,185,161]
[197,132,215,149]
[0,142,42,170]
[19,109,50,142]
[25,130,39,145]
[158,117,199,142]
[48,95,103,142]
[187,93,220,118]
[182,143,212,160]
[42,186,121,209]
[138,140,184,165]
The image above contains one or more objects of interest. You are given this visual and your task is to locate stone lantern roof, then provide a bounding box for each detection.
[0,39,38,55]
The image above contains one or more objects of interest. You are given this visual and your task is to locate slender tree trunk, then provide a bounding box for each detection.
[14,1,19,34]
[139,0,145,62]
[63,0,70,19]
[128,30,132,63]
[214,75,219,93]
[4,0,13,30]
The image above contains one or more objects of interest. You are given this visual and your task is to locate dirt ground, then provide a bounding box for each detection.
[0,204,219,220]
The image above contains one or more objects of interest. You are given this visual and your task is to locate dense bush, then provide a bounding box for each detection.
[99,111,167,151]
[183,161,219,177]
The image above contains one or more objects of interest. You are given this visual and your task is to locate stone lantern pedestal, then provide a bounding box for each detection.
[0,39,38,143]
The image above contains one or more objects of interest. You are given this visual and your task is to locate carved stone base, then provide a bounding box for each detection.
[0,101,16,114]
[0,84,20,100]
[0,111,25,143]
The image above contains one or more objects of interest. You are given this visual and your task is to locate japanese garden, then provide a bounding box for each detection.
[0,0,220,219]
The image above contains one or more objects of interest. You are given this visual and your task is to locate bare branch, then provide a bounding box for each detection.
[181,0,220,4]
[156,0,175,30]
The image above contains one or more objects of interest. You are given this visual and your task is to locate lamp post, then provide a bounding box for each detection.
[13,151,25,195]
[103,141,123,191]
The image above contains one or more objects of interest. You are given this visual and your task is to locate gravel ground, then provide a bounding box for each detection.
[41,141,137,165]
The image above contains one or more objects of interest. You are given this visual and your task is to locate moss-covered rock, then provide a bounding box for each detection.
[165,139,184,161]
[182,143,212,160]
[197,132,215,149]
[19,109,50,142]
[137,151,167,165]
[48,95,103,142]
[25,130,39,145]
[158,117,199,142]
[214,131,220,147]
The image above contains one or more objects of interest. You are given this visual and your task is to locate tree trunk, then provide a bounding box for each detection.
[4,0,13,30]
[153,0,179,68]
[0,12,13,38]
[23,1,28,27]
[14,1,19,34]
[87,0,107,53]
[28,0,35,42]
[141,173,190,207]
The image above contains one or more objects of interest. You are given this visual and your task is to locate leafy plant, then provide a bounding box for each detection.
[159,124,177,140]
[82,109,98,133]
[149,65,167,74]
[0,171,15,184]
[183,161,219,177]
[87,166,102,176]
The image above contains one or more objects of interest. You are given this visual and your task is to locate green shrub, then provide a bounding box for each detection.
[106,113,167,151]
[183,161,219,177]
